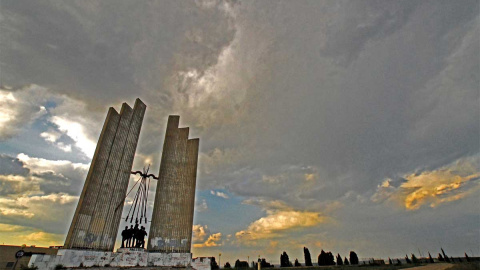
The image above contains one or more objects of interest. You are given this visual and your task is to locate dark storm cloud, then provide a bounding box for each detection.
[0,154,29,176]
[0,0,236,106]
[34,171,85,196]
[0,154,88,196]
[197,0,479,200]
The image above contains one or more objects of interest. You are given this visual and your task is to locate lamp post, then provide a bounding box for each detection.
[258,255,261,270]
[219,253,222,269]
[248,256,250,268]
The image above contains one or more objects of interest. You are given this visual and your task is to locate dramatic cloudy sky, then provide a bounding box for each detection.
[0,0,479,264]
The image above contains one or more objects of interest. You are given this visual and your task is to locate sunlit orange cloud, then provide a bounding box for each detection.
[192,224,210,242]
[193,233,222,248]
[374,156,480,210]
[401,170,479,210]
[235,210,326,241]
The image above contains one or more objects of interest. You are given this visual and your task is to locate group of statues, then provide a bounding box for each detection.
[121,223,147,248]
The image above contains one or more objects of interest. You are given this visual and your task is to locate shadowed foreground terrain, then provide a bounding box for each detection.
[48,262,479,270]
[221,262,480,270]
[445,262,480,270]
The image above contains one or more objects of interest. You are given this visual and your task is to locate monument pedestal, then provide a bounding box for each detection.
[29,249,193,270]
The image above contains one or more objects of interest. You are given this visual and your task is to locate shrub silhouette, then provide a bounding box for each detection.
[465,253,471,262]
[438,253,445,261]
[280,251,292,267]
[349,251,359,265]
[256,258,274,268]
[411,254,419,264]
[318,250,335,266]
[336,254,343,266]
[442,248,451,263]
[211,257,219,270]
[235,260,249,268]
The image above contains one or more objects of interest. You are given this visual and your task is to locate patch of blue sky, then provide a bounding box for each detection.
[44,100,57,109]
[194,189,264,236]
[0,116,89,163]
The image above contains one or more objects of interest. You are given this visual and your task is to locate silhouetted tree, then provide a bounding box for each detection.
[344,257,349,265]
[280,251,292,267]
[328,253,335,265]
[349,251,359,265]
[294,259,301,267]
[303,247,313,266]
[336,254,343,266]
[211,257,219,270]
[224,262,231,268]
[428,252,434,263]
[450,257,454,263]
[411,254,419,264]
[318,250,326,266]
[235,260,249,269]
[405,255,412,264]
[438,253,445,262]
[442,248,451,263]
[256,259,273,268]
[395,259,401,265]
[318,250,334,266]
[465,253,471,262]
[388,258,392,265]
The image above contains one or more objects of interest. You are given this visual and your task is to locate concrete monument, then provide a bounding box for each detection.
[148,115,199,252]
[64,99,146,251]
[29,103,205,270]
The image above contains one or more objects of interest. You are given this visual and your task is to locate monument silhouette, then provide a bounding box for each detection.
[28,99,204,269]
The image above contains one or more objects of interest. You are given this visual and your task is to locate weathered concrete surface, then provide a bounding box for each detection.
[185,138,199,250]
[28,249,194,270]
[148,116,199,253]
[191,257,212,270]
[103,99,146,250]
[64,99,146,251]
[64,107,120,250]
[89,103,133,250]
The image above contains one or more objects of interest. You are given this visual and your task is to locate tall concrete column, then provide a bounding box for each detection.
[185,138,199,251]
[102,99,146,250]
[148,116,199,253]
[64,99,146,251]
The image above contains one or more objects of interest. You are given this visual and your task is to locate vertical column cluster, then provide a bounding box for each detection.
[148,116,199,253]
[64,99,146,251]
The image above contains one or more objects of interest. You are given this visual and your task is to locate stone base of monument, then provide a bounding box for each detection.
[28,249,197,270]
